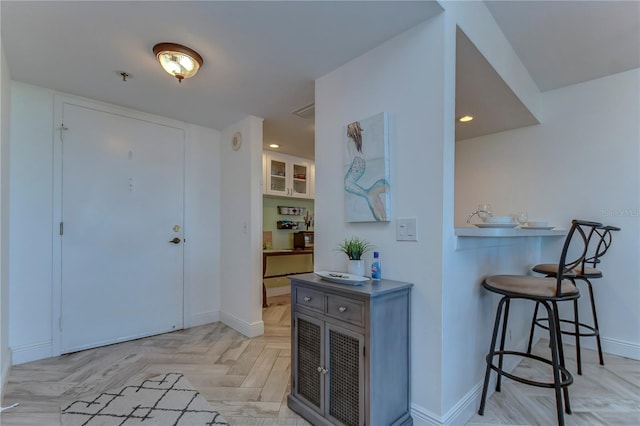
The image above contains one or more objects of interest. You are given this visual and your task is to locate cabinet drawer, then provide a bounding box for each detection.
[326,294,364,326]
[295,287,324,312]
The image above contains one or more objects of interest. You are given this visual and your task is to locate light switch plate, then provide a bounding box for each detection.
[396,217,418,241]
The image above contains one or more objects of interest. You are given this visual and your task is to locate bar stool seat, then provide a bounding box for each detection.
[478,220,602,426]
[486,275,578,298]
[532,263,601,278]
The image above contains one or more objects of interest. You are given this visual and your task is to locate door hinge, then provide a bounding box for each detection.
[59,222,64,235]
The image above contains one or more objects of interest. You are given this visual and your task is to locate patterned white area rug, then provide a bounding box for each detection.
[61,372,229,425]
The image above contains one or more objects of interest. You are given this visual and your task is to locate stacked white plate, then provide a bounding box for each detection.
[475,216,518,228]
[482,216,514,224]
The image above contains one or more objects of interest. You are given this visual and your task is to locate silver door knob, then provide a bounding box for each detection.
[338,306,347,313]
[304,296,311,302]
[169,237,181,244]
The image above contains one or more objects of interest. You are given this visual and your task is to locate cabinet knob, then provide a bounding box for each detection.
[317,366,323,373]
[304,296,311,302]
[338,306,347,313]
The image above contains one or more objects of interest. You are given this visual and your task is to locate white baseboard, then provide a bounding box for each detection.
[10,340,52,365]
[601,336,640,360]
[410,382,488,426]
[189,310,220,328]
[410,403,441,426]
[562,335,640,361]
[442,382,483,425]
[411,349,523,426]
[219,311,264,338]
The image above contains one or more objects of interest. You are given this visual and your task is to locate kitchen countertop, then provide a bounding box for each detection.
[455,226,566,250]
[455,226,566,238]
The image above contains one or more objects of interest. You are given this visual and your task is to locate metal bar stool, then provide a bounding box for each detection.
[478,219,602,426]
[527,224,620,374]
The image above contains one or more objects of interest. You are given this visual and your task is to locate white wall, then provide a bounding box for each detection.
[219,116,265,338]
[8,82,223,364]
[436,3,553,421]
[315,2,597,424]
[8,83,53,363]
[184,124,222,327]
[0,39,12,398]
[455,69,640,360]
[315,15,448,421]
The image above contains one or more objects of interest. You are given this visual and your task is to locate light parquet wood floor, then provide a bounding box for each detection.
[2,294,639,425]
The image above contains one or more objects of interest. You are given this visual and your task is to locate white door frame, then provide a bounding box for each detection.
[51,94,189,356]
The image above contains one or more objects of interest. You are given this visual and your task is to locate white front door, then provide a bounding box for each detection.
[60,102,185,353]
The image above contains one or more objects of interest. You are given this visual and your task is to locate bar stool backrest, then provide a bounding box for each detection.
[555,220,603,296]
[583,225,621,269]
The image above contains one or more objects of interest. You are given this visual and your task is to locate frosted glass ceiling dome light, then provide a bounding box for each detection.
[153,43,203,83]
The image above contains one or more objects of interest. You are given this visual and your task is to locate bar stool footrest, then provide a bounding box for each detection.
[487,350,574,388]
[534,317,599,337]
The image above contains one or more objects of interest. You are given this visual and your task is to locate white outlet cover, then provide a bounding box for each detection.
[396,217,418,241]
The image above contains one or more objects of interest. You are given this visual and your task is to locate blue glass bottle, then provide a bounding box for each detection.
[371,251,381,280]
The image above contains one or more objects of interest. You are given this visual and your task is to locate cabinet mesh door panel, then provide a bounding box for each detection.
[297,317,321,408]
[329,329,360,426]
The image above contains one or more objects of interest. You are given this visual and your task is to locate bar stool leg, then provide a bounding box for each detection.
[584,278,605,365]
[553,301,572,415]
[496,299,511,392]
[545,301,568,426]
[573,298,582,375]
[479,297,507,415]
[527,302,540,354]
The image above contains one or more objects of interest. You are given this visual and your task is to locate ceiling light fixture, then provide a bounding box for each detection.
[458,115,474,122]
[269,144,280,149]
[153,43,203,83]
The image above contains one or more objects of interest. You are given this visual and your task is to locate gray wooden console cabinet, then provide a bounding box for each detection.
[287,273,413,426]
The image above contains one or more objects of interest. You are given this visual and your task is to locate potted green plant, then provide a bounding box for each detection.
[337,237,373,276]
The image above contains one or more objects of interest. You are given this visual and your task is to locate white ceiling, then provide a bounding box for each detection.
[455,0,640,141]
[2,1,638,158]
[0,0,442,160]
[485,0,640,92]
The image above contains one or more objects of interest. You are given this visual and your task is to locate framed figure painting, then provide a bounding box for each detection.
[344,112,390,222]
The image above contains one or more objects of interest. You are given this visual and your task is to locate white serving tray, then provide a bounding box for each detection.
[314,271,370,285]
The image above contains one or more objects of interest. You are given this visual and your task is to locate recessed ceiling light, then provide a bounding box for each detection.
[458,115,474,122]
[269,144,280,149]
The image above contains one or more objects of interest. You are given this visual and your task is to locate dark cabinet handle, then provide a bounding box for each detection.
[169,237,181,244]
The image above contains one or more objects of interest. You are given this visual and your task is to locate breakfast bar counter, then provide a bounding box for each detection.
[455,227,566,237]
[454,227,566,251]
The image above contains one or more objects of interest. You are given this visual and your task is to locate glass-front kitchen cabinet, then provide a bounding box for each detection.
[264,152,314,199]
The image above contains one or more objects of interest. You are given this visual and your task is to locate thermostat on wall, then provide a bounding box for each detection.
[231,131,242,151]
